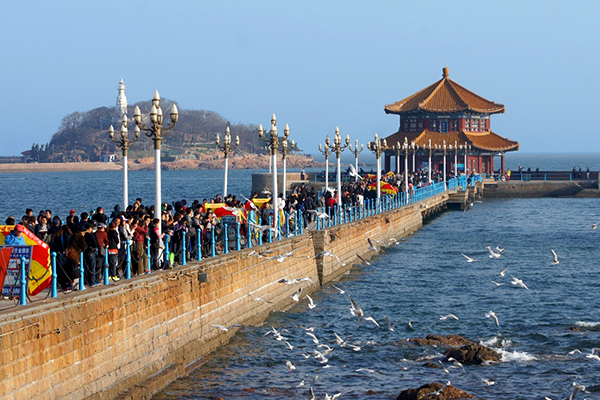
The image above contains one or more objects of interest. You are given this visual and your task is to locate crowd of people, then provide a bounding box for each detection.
[2,166,461,294]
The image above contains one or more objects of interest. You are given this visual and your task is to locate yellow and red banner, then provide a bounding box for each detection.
[367,181,399,195]
[0,225,51,295]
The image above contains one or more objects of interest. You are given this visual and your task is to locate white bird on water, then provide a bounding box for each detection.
[487,246,501,259]
[510,275,529,290]
[486,311,500,327]
[551,249,560,265]
[460,253,479,263]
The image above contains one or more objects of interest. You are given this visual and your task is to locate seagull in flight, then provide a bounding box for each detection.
[306,332,320,345]
[460,253,479,263]
[551,249,560,265]
[356,254,371,265]
[487,246,501,258]
[291,287,302,302]
[248,293,273,304]
[367,238,378,251]
[570,382,587,400]
[306,295,317,309]
[211,324,242,332]
[314,251,346,265]
[567,349,582,355]
[510,275,529,290]
[278,278,296,285]
[269,251,295,263]
[332,284,345,294]
[324,393,342,400]
[440,314,459,321]
[286,360,296,371]
[591,223,599,230]
[295,277,316,285]
[486,311,500,327]
[490,280,505,286]
[307,210,330,220]
[499,266,510,277]
[364,316,380,327]
[348,163,361,180]
[349,295,365,326]
[385,315,401,332]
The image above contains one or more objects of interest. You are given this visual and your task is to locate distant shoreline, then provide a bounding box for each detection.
[0,155,323,174]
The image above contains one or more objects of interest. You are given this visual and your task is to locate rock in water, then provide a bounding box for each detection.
[396,382,476,400]
[444,342,501,365]
[408,334,473,347]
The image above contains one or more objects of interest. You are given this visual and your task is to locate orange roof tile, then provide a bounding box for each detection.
[384,68,505,115]
[383,130,519,152]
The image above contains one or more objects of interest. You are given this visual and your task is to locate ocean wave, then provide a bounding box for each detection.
[575,321,600,327]
[480,336,513,348]
[495,348,537,362]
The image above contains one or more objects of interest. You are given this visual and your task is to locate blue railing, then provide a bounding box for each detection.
[16,175,471,303]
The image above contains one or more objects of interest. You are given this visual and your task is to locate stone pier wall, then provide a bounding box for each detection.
[0,193,448,400]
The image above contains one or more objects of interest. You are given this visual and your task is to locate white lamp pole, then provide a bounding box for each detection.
[326,127,350,212]
[464,141,468,175]
[279,138,294,200]
[454,141,458,177]
[109,114,140,210]
[412,142,416,172]
[367,133,387,200]
[318,142,331,190]
[133,92,178,235]
[403,137,409,196]
[258,114,289,240]
[443,140,447,187]
[348,139,364,182]
[427,138,433,183]
[216,126,240,198]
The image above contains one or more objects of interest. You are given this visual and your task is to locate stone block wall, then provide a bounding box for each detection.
[0,192,448,400]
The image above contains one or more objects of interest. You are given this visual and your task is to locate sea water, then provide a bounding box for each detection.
[152,197,600,400]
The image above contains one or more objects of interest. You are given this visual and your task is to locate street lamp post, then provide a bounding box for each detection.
[443,140,447,186]
[215,126,239,198]
[367,133,387,200]
[403,137,409,196]
[133,91,179,235]
[325,127,350,212]
[318,142,331,190]
[109,114,140,209]
[411,141,416,172]
[427,139,433,183]
[258,114,289,240]
[279,138,295,200]
[454,140,458,177]
[394,142,402,173]
[348,140,364,181]
[464,142,470,175]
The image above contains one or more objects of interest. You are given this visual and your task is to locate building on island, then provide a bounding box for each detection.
[116,78,127,117]
[382,67,519,175]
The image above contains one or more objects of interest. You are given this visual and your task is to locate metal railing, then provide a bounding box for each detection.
[14,174,475,304]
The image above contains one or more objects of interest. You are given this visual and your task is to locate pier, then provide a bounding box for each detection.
[0,179,473,400]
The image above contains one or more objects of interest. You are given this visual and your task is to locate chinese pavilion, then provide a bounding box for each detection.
[382,67,519,175]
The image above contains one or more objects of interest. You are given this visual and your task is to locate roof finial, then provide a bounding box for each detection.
[442,67,449,78]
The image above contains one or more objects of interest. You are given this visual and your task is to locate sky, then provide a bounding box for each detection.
[1,0,599,155]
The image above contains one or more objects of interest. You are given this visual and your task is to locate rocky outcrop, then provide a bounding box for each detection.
[396,382,476,400]
[409,334,473,347]
[444,343,501,365]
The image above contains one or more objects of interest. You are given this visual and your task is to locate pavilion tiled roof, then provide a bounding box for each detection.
[384,68,505,115]
[383,129,519,152]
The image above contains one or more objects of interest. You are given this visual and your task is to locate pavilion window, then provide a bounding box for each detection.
[431,119,437,131]
[472,119,479,131]
[451,120,458,131]
[465,119,470,130]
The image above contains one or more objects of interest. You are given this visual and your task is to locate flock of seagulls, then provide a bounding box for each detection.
[206,202,595,400]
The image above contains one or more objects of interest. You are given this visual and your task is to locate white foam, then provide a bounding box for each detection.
[575,321,600,327]
[495,348,536,362]
[480,336,513,348]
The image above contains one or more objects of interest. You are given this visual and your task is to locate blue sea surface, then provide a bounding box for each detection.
[152,197,600,400]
